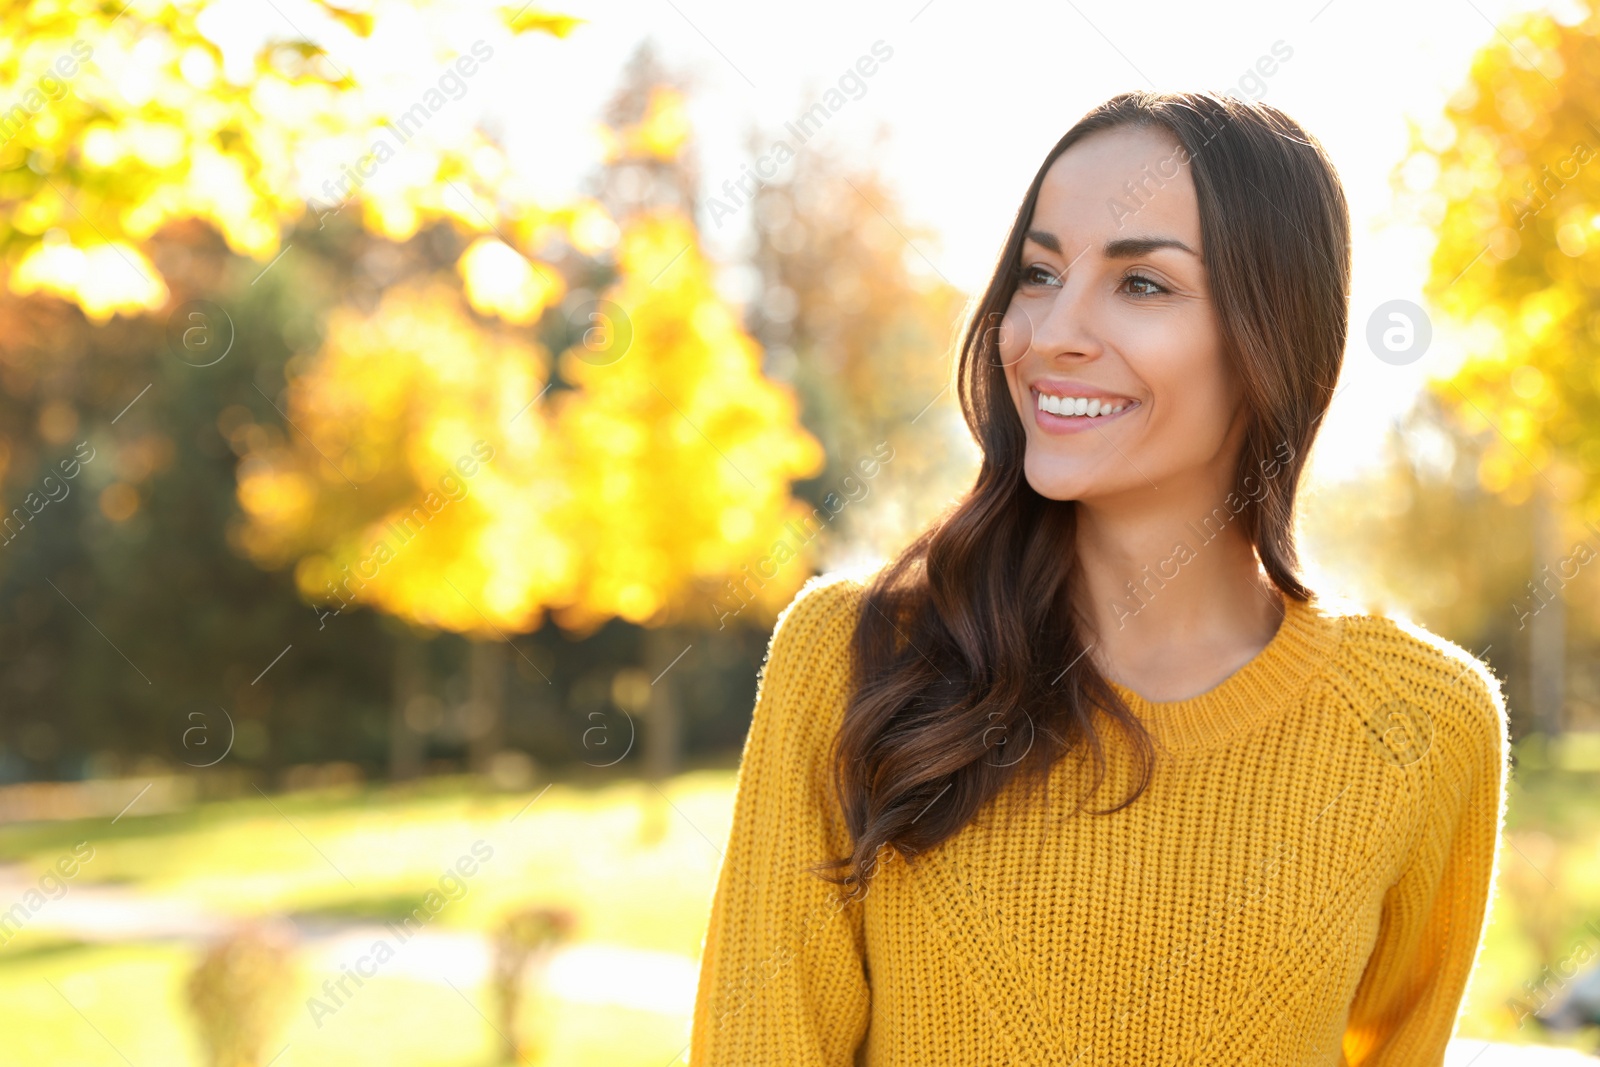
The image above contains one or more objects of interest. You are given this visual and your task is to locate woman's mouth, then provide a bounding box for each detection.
[1030,388,1140,435]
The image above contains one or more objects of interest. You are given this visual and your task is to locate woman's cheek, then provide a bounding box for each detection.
[995,303,1033,368]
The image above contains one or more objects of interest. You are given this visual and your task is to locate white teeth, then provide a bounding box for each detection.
[1034,391,1129,418]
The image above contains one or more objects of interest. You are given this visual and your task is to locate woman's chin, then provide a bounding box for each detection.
[1022,461,1101,503]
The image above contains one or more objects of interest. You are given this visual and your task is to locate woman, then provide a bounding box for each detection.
[690,90,1508,1066]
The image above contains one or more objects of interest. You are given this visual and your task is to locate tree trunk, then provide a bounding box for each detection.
[643,626,686,782]
[468,640,507,775]
[390,634,425,780]
[1530,489,1565,739]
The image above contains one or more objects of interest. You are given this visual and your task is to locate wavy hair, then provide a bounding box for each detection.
[809,90,1351,898]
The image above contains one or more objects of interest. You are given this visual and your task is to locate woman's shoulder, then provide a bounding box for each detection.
[763,564,882,669]
[744,567,884,770]
[1304,591,1509,760]
[781,563,880,611]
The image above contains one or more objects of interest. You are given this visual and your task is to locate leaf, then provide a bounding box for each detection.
[316,2,377,37]
[501,6,585,37]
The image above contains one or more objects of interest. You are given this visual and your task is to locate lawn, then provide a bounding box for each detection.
[0,770,731,1066]
[1,740,1598,1064]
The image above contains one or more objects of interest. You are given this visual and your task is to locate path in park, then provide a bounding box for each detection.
[0,864,698,1015]
[1,864,1594,1061]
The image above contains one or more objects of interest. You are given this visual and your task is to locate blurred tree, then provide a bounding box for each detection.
[490,904,576,1064]
[0,217,409,785]
[234,281,570,628]
[0,11,905,786]
[1403,1,1600,735]
[231,277,574,776]
[548,46,828,779]
[1,0,591,323]
[746,137,975,571]
[0,0,601,780]
[186,920,298,1067]
[232,46,825,781]
[0,23,792,787]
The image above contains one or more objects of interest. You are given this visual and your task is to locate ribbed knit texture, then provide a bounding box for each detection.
[689,568,1511,1066]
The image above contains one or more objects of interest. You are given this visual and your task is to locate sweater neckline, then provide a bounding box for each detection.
[1102,593,1342,754]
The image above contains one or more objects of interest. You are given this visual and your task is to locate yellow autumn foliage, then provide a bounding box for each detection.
[0,0,572,322]
[597,86,691,164]
[544,208,826,632]
[234,281,579,636]
[228,40,825,640]
[458,237,566,325]
[235,215,827,638]
[1412,2,1600,512]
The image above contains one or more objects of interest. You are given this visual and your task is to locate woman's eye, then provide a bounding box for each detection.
[1020,264,1061,288]
[1124,273,1167,296]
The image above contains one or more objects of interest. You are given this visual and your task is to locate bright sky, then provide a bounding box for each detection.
[493,0,1579,488]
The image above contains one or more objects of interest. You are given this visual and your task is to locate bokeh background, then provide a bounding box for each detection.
[4,0,1600,1063]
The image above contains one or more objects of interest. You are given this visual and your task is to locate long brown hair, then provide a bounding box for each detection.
[811,90,1351,899]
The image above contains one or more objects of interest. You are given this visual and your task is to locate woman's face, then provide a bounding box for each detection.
[998,124,1245,505]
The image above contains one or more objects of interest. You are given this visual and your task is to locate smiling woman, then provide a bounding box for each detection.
[691,90,1509,1066]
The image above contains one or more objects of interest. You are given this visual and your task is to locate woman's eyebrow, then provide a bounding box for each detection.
[1025,229,1199,259]
[1105,235,1199,258]
[1025,229,1063,254]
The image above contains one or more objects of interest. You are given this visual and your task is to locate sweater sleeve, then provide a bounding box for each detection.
[689,574,873,1067]
[1340,655,1510,1065]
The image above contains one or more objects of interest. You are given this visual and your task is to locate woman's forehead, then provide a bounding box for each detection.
[1031,127,1199,244]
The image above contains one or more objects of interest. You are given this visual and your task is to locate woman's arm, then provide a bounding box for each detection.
[1340,656,1510,1065]
[689,574,872,1066]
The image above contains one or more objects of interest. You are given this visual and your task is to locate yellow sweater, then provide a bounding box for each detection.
[689,568,1510,1066]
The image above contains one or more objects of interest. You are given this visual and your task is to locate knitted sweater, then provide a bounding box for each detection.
[689,568,1510,1066]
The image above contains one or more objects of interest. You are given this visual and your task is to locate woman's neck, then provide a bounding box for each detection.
[1071,497,1286,703]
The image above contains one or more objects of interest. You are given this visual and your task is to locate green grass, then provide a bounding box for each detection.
[0,937,687,1066]
[0,770,733,955]
[0,942,203,1066]
[1454,743,1600,1049]
[0,770,731,1066]
[3,747,1599,1063]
